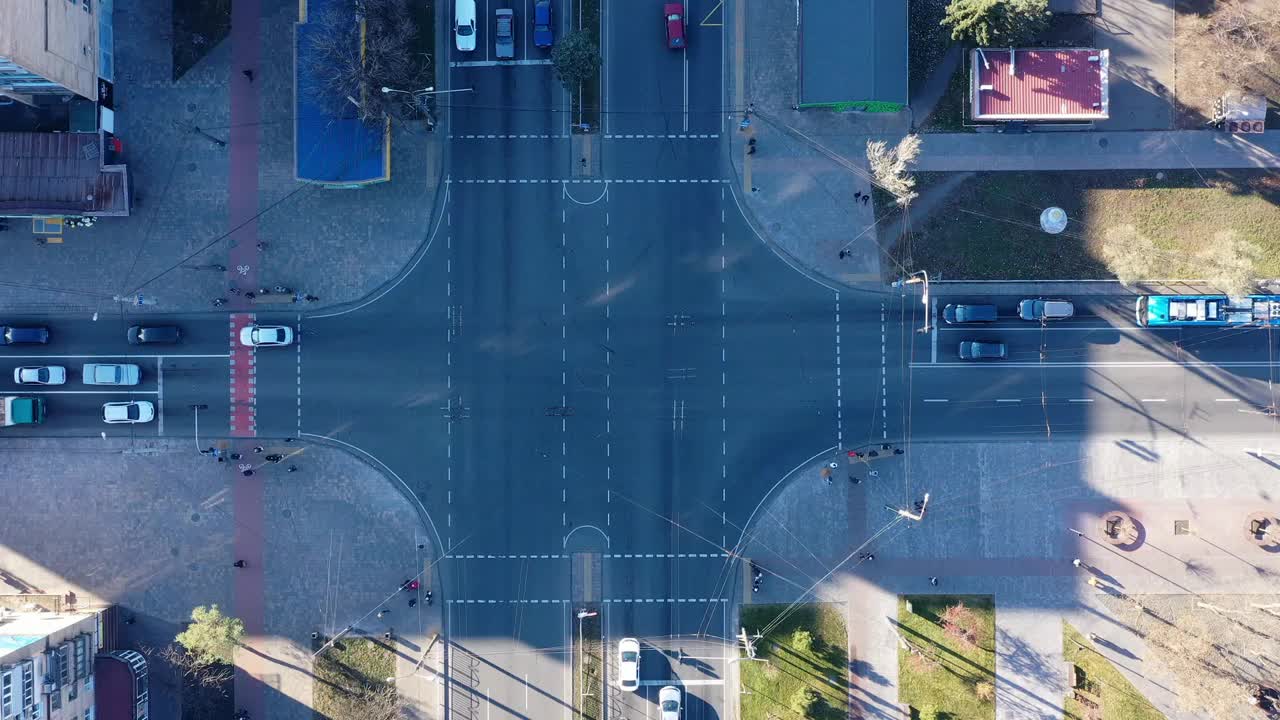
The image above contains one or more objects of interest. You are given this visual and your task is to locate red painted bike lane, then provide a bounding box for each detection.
[227,0,266,715]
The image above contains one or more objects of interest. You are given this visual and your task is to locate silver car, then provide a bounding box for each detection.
[14,365,67,385]
[659,685,680,720]
[103,401,154,424]
[82,363,141,386]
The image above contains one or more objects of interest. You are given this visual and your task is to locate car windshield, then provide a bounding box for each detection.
[621,651,638,662]
[126,406,140,420]
[667,13,680,20]
[662,700,678,711]
[458,24,474,35]
[36,368,49,382]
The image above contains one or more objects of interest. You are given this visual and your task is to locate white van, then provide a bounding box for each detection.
[455,0,477,51]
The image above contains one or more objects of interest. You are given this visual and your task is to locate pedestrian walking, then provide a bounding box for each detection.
[242,469,254,477]
[1087,632,1099,643]
[304,294,320,302]
[310,631,319,640]
[230,452,242,460]
[287,465,298,473]
[245,291,256,300]
[861,195,870,205]
[408,598,417,607]
[384,631,393,641]
[838,250,848,259]
[252,446,264,453]
[425,590,433,606]
[233,560,246,568]
[929,577,938,586]
[229,286,241,295]
[242,69,254,83]
[212,298,226,307]
[377,609,388,619]
[284,437,295,443]
[848,474,861,484]
[854,191,863,201]
[1072,558,1082,568]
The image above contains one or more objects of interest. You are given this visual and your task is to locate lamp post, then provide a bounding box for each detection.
[381,86,475,96]
[891,270,931,334]
[190,404,209,454]
[576,609,597,712]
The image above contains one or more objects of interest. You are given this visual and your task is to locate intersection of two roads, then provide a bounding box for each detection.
[10,3,1280,718]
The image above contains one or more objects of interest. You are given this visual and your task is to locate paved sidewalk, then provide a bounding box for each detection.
[2,0,443,315]
[913,129,1280,171]
[0,438,435,718]
[1094,0,1175,131]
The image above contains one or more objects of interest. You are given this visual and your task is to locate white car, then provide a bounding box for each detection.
[13,365,66,385]
[617,638,640,691]
[240,324,294,347]
[659,685,681,720]
[455,0,477,51]
[103,401,155,424]
[82,363,141,386]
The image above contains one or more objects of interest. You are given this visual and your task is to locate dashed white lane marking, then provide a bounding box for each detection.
[835,292,842,445]
[446,598,728,604]
[603,133,719,139]
[880,302,887,439]
[1140,398,1167,403]
[995,399,1021,403]
[720,190,728,546]
[1068,398,1094,403]
[450,134,570,139]
[296,316,302,437]
[636,679,724,687]
[922,398,948,403]
[451,178,729,184]
[447,553,730,559]
[449,59,554,67]
[1215,398,1240,402]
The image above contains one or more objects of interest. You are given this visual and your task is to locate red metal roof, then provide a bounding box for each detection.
[0,132,129,216]
[971,48,1109,121]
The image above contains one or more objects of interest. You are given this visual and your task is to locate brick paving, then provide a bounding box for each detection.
[0,438,438,718]
[3,0,442,316]
[740,435,1280,719]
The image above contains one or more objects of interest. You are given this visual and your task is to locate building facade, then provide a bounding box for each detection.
[0,0,114,105]
[0,605,101,719]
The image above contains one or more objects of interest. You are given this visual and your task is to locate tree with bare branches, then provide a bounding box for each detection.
[1099,224,1159,286]
[302,0,432,125]
[1196,230,1261,295]
[866,135,921,207]
[1204,1,1280,89]
[940,602,981,649]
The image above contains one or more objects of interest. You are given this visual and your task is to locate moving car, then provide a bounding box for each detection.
[103,400,155,424]
[1018,299,1074,321]
[2,326,49,344]
[127,325,182,344]
[959,341,1008,360]
[942,304,997,324]
[659,685,681,720]
[495,8,515,59]
[14,365,66,385]
[533,0,554,49]
[82,363,141,386]
[455,0,477,52]
[617,638,640,691]
[239,324,294,347]
[664,3,686,49]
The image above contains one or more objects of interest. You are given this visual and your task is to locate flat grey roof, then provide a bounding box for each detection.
[799,0,908,106]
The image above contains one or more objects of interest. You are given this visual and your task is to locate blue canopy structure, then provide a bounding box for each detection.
[294,0,391,186]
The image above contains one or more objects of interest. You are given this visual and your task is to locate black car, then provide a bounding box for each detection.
[959,341,1007,360]
[127,325,182,344]
[2,326,50,344]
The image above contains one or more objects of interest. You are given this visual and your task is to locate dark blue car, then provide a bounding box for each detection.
[533,0,553,48]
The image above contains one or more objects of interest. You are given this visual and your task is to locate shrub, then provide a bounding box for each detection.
[791,628,814,654]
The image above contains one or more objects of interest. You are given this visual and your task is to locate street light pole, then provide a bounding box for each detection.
[891,270,931,334]
[381,86,475,96]
[576,609,597,715]
[190,404,209,453]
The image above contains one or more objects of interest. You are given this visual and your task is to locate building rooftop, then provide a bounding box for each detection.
[800,0,908,106]
[0,131,130,216]
[0,607,94,663]
[970,48,1109,121]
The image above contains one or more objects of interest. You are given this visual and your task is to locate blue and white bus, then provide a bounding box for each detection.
[1135,294,1280,327]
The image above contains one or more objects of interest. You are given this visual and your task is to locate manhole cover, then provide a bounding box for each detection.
[187,103,196,113]
[282,508,292,518]
[170,547,180,557]
[1174,520,1189,535]
[1098,137,1109,149]
[187,163,197,172]
[190,513,201,523]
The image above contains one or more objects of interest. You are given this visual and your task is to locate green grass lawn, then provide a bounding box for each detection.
[739,603,849,720]
[897,595,996,720]
[314,636,397,719]
[916,65,972,133]
[1064,623,1166,720]
[900,170,1280,279]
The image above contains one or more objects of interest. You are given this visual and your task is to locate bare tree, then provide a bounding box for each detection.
[939,602,981,649]
[156,644,234,689]
[1099,224,1158,286]
[1206,1,1280,88]
[322,683,399,720]
[866,135,921,207]
[1196,230,1260,295]
[302,0,432,125]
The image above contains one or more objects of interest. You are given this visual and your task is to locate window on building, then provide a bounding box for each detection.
[68,681,78,701]
[83,0,92,11]
[2,668,13,716]
[21,661,34,709]
[51,687,61,710]
[74,636,87,679]
[58,646,71,685]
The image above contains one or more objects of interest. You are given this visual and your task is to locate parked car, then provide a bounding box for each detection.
[127,325,182,344]
[495,8,515,59]
[103,401,155,424]
[959,341,1008,360]
[455,0,477,51]
[2,326,49,344]
[82,363,141,386]
[664,3,686,49]
[239,325,294,347]
[942,304,997,324]
[1018,299,1074,321]
[533,0,554,48]
[659,685,681,720]
[617,638,640,691]
[13,366,66,385]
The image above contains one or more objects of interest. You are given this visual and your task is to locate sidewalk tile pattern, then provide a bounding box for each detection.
[230,313,257,436]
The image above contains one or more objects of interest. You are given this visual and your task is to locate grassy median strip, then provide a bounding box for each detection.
[314,636,397,719]
[1064,623,1166,720]
[897,595,996,720]
[739,603,849,720]
[570,0,602,130]
[573,611,603,720]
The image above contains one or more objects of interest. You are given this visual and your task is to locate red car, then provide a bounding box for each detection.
[664,3,686,49]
